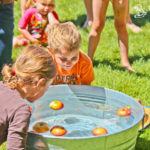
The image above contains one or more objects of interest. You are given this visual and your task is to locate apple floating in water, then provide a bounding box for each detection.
[50,126,67,136]
[32,122,49,133]
[29,106,33,112]
[92,127,108,136]
[49,100,64,110]
[117,107,131,117]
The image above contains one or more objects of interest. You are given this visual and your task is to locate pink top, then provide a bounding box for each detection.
[19,7,59,29]
[18,7,59,44]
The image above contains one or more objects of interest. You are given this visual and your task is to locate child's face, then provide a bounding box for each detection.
[35,0,55,16]
[54,49,79,71]
[25,79,53,103]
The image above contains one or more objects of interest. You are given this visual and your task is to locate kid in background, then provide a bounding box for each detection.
[0,45,56,149]
[13,0,59,48]
[47,22,95,85]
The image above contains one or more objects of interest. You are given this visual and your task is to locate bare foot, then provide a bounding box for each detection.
[82,19,92,29]
[123,65,135,72]
[127,23,142,33]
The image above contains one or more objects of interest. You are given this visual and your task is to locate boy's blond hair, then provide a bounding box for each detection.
[48,22,81,53]
[2,45,56,89]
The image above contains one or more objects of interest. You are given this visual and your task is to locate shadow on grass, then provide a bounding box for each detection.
[105,11,150,27]
[62,11,150,36]
[64,11,150,28]
[135,131,150,150]
[93,53,150,79]
[129,54,150,64]
[94,59,124,71]
[62,14,86,27]
[130,11,150,27]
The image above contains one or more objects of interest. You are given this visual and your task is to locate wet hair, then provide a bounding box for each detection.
[48,22,81,53]
[2,45,56,89]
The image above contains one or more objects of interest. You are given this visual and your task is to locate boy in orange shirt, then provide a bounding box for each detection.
[47,22,94,85]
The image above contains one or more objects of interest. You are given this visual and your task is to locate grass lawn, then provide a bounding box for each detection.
[1,0,150,149]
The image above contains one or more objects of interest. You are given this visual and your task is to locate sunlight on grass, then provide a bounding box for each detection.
[0,142,6,150]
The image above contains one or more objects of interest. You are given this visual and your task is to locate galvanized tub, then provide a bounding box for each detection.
[26,85,144,150]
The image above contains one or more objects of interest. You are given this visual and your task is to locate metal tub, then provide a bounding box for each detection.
[26,85,144,150]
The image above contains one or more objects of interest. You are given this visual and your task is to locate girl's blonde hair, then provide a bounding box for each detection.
[26,0,55,9]
[36,0,55,4]
[2,45,56,89]
[48,22,81,53]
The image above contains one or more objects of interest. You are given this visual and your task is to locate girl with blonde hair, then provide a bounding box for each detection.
[13,0,59,48]
[0,45,56,149]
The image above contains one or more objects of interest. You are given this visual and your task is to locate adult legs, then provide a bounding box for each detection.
[113,0,134,72]
[0,3,14,72]
[126,1,142,33]
[88,0,109,62]
[83,0,93,28]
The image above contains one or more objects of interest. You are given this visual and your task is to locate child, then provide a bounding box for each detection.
[13,0,59,48]
[0,45,56,149]
[47,22,95,85]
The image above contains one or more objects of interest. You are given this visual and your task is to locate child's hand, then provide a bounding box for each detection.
[30,38,40,45]
[45,24,51,34]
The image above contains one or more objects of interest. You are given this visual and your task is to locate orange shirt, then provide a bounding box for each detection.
[52,50,95,85]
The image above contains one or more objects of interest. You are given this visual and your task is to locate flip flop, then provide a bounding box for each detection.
[139,106,150,131]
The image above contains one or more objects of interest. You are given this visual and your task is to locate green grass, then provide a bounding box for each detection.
[1,0,150,149]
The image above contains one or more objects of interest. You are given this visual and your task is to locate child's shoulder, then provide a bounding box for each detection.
[79,50,92,65]
[24,7,36,15]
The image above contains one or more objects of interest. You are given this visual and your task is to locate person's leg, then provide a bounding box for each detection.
[88,0,109,62]
[0,3,14,71]
[83,0,93,29]
[113,0,134,72]
[126,1,142,33]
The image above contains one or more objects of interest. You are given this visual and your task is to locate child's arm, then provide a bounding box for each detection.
[19,28,40,44]
[7,105,31,149]
[19,8,40,44]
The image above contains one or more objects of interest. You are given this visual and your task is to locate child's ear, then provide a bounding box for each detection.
[36,78,46,88]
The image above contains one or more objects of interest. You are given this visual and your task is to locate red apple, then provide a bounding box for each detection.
[92,127,108,136]
[117,107,131,117]
[50,126,67,136]
[29,106,33,112]
[49,100,64,110]
[32,122,49,133]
